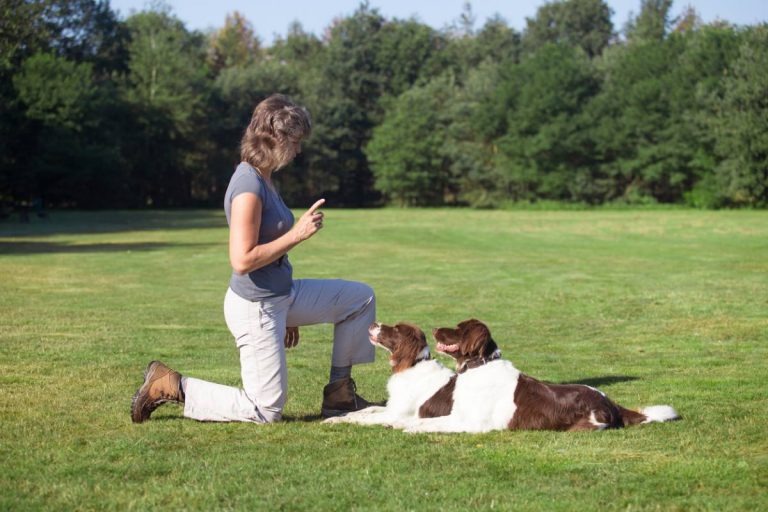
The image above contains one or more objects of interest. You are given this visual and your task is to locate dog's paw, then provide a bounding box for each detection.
[356,406,386,415]
[388,420,415,430]
[323,415,350,424]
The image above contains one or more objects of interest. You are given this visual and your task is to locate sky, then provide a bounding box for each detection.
[109,0,768,44]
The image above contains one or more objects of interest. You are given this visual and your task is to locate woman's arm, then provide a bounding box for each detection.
[229,193,325,275]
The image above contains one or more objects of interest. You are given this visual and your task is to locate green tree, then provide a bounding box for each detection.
[306,4,387,206]
[1,0,129,207]
[0,0,128,73]
[676,23,743,206]
[375,18,445,97]
[207,11,260,73]
[673,5,702,34]
[588,38,686,202]
[493,44,599,201]
[708,26,768,206]
[441,15,520,76]
[523,0,614,58]
[442,60,503,206]
[589,25,742,205]
[14,52,95,130]
[43,0,129,75]
[625,0,673,43]
[270,21,322,63]
[122,7,209,206]
[475,15,521,65]
[367,75,456,206]
[0,0,49,70]
[2,0,764,210]
[308,5,472,206]
[10,52,126,207]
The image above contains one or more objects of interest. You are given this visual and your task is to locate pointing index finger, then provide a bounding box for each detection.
[308,198,326,214]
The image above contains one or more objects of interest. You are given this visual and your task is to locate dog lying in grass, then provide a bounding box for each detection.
[403,319,680,434]
[324,322,455,427]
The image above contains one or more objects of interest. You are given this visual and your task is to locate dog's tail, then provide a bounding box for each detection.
[620,405,680,427]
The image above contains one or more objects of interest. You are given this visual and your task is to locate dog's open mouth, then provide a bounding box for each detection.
[436,342,460,353]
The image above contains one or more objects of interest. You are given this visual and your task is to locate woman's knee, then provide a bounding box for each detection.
[257,406,283,423]
[348,280,375,304]
[349,282,375,319]
[246,394,285,423]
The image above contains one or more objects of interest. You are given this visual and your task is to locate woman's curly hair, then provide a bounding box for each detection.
[240,94,312,172]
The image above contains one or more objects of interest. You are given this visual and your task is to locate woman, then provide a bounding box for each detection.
[131,94,376,423]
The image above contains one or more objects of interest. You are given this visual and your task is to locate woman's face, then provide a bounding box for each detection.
[280,137,302,167]
[289,138,302,158]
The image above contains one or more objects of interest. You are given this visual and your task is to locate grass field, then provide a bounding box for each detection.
[1,208,767,511]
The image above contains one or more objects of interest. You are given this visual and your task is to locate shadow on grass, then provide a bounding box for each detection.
[285,414,324,423]
[0,241,215,255]
[562,375,639,387]
[145,414,339,424]
[0,209,225,237]
[145,416,186,422]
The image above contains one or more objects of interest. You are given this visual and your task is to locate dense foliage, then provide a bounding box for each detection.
[1,0,766,209]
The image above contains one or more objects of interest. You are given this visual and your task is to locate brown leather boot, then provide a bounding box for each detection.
[131,361,184,423]
[321,377,373,418]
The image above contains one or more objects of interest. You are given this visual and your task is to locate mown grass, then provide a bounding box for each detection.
[1,209,766,511]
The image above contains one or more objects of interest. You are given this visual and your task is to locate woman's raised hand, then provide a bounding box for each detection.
[292,198,325,243]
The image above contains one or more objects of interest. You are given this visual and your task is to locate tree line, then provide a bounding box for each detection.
[1,0,766,209]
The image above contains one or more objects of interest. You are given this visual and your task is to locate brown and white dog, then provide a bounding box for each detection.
[324,322,455,426]
[403,319,680,433]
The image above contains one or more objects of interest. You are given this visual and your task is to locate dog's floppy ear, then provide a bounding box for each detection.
[457,318,481,330]
[460,321,493,356]
[409,324,427,347]
[391,323,427,372]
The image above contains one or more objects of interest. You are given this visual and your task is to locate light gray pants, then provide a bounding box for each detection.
[183,279,376,423]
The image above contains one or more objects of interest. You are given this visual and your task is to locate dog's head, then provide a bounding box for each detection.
[369,322,430,373]
[432,319,499,371]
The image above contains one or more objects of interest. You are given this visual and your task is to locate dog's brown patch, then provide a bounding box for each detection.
[418,375,457,418]
[508,374,625,430]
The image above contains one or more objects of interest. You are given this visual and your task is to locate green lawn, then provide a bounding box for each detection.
[1,209,766,511]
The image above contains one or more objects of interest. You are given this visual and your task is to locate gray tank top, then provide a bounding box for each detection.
[224,162,295,300]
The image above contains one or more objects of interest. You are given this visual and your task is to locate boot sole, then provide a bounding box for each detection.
[321,403,381,418]
[321,407,350,418]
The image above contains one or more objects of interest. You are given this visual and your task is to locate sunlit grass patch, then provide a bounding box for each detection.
[1,209,766,510]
